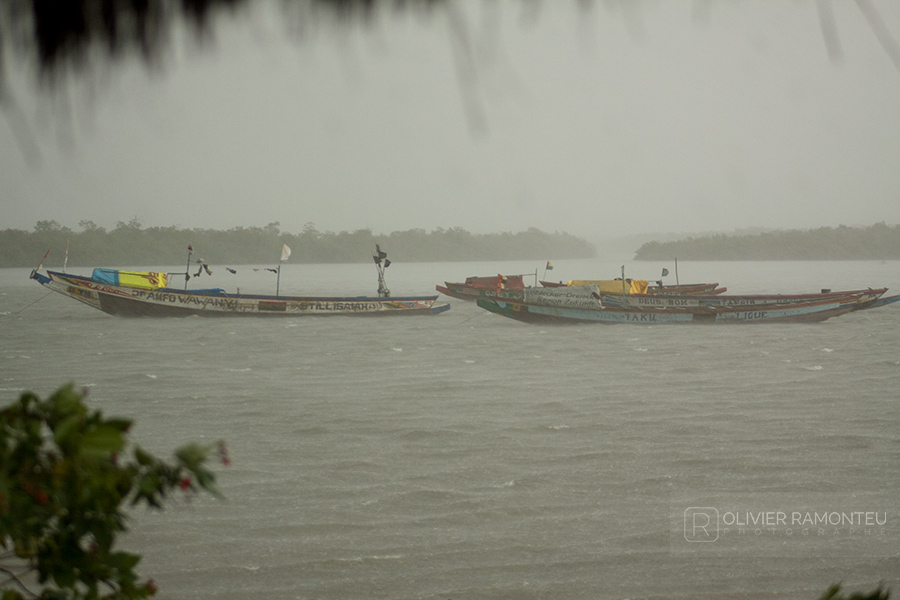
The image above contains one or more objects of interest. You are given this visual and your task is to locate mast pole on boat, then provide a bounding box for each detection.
[675,257,680,286]
[373,244,390,297]
[185,245,193,289]
[31,249,50,280]
[277,244,291,297]
[621,265,627,303]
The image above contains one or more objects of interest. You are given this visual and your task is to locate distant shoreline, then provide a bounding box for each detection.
[5,222,898,268]
[0,222,595,268]
[632,223,900,261]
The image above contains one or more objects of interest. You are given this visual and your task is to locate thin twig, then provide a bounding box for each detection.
[816,0,843,64]
[443,0,489,135]
[0,564,40,598]
[855,0,900,74]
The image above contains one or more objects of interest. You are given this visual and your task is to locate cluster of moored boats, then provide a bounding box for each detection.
[28,246,899,323]
[436,273,900,325]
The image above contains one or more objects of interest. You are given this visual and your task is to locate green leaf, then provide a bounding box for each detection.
[81,425,126,457]
[52,414,83,450]
[134,446,154,466]
[108,550,141,573]
[105,418,133,433]
[175,443,208,468]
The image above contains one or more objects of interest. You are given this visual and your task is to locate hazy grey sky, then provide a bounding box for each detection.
[2,1,899,240]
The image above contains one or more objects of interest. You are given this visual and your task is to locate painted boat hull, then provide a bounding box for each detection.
[539,281,725,295]
[598,288,888,309]
[862,294,900,310]
[475,293,888,325]
[435,283,525,302]
[34,270,450,317]
[439,279,726,303]
[435,273,533,302]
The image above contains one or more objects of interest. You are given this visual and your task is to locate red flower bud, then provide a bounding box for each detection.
[218,441,231,466]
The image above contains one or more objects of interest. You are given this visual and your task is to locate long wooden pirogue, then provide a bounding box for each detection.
[475,284,898,324]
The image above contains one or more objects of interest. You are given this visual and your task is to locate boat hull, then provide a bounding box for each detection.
[476,295,874,325]
[598,288,887,309]
[440,280,724,302]
[35,271,449,317]
[540,281,726,295]
[435,283,525,302]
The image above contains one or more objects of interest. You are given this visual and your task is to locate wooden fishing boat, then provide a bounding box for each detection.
[435,283,526,302]
[597,288,890,309]
[30,245,450,318]
[459,274,528,290]
[648,281,726,295]
[436,274,529,302]
[30,270,448,317]
[475,284,897,325]
[439,273,725,303]
[538,280,726,295]
[437,278,725,302]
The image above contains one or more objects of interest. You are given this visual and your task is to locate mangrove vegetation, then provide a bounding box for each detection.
[634,223,900,261]
[0,221,595,268]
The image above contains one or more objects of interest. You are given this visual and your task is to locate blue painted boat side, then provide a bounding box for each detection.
[481,297,863,324]
[864,295,900,309]
[712,301,849,321]
[524,302,695,323]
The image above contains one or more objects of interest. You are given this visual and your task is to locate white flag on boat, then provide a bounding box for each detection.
[280,244,292,263]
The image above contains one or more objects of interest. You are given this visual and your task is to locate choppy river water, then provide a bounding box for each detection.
[2,258,899,599]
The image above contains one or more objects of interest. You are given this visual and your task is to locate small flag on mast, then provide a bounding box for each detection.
[661,268,669,277]
[546,261,553,270]
[280,244,292,263]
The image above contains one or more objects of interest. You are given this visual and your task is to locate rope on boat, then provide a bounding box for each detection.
[457,307,488,325]
[6,290,56,317]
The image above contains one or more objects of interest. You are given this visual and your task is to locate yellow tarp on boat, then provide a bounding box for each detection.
[567,279,649,294]
[120,271,167,289]
[92,268,167,289]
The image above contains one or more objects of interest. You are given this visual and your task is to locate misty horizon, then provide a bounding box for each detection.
[2,2,899,241]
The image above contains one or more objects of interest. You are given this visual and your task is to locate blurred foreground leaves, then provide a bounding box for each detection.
[819,583,890,600]
[0,384,227,599]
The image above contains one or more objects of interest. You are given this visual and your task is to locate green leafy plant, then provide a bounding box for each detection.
[819,584,890,600]
[1,384,228,599]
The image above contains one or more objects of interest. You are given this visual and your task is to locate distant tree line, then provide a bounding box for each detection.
[633,223,900,261]
[0,220,595,268]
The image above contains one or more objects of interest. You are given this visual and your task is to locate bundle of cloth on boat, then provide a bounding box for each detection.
[567,279,649,294]
[91,269,167,290]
